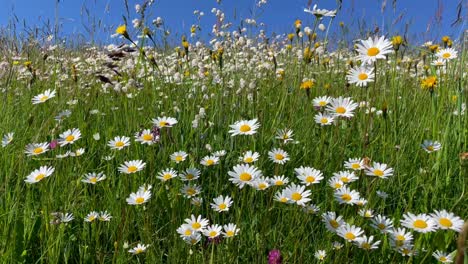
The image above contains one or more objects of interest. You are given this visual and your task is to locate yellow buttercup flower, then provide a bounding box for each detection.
[300,79,315,90]
[116,25,127,35]
[421,76,437,91]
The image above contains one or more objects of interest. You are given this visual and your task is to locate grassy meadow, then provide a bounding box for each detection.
[0,2,467,263]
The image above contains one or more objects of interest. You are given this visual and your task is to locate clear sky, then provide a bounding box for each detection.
[0,0,466,45]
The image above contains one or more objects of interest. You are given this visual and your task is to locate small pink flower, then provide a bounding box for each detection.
[50,140,58,149]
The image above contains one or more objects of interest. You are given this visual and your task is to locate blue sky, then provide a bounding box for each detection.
[0,0,466,44]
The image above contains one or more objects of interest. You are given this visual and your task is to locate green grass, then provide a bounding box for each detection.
[0,25,467,264]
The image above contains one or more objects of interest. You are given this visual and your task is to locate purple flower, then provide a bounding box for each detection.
[268,249,282,264]
[50,140,58,149]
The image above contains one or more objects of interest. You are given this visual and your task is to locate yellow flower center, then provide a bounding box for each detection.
[351,163,360,169]
[65,135,75,142]
[159,121,168,127]
[39,95,49,102]
[367,47,380,56]
[127,166,138,173]
[209,231,217,237]
[362,243,371,250]
[192,222,201,229]
[396,235,405,241]
[320,118,329,124]
[341,177,349,183]
[239,172,252,181]
[135,197,145,204]
[115,141,125,147]
[186,188,196,196]
[275,180,284,186]
[305,176,315,183]
[175,155,183,162]
[280,197,288,203]
[377,223,386,230]
[427,146,434,152]
[219,203,227,210]
[274,154,284,160]
[258,183,267,189]
[239,124,251,132]
[291,192,302,201]
[319,101,327,106]
[35,174,45,181]
[330,220,339,229]
[33,147,44,154]
[413,220,428,229]
[336,106,346,114]
[440,257,447,262]
[442,53,451,59]
[341,194,352,202]
[373,169,384,177]
[90,177,97,183]
[206,159,214,166]
[184,230,192,236]
[135,248,143,254]
[88,215,96,221]
[345,232,356,240]
[226,231,234,237]
[334,183,342,189]
[163,174,172,180]
[358,73,368,80]
[186,174,194,180]
[142,134,153,141]
[439,218,452,227]
[244,157,254,163]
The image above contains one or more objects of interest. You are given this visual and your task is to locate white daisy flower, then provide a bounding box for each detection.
[108,136,131,150]
[1,132,14,147]
[157,168,178,182]
[228,164,262,188]
[25,142,50,156]
[295,166,324,185]
[347,65,375,87]
[25,166,55,184]
[436,47,458,61]
[400,213,437,233]
[32,89,56,104]
[200,155,219,166]
[365,162,394,179]
[118,160,146,174]
[84,211,99,222]
[128,244,148,254]
[334,186,360,205]
[283,183,311,206]
[179,168,200,181]
[431,210,464,232]
[326,97,358,118]
[170,151,188,163]
[337,223,364,242]
[202,224,223,238]
[223,223,240,238]
[239,151,260,163]
[184,215,209,232]
[421,140,442,153]
[152,116,178,128]
[58,128,81,146]
[81,172,106,184]
[268,148,289,164]
[228,119,260,136]
[355,36,393,64]
[314,112,335,126]
[210,195,233,212]
[126,186,152,205]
